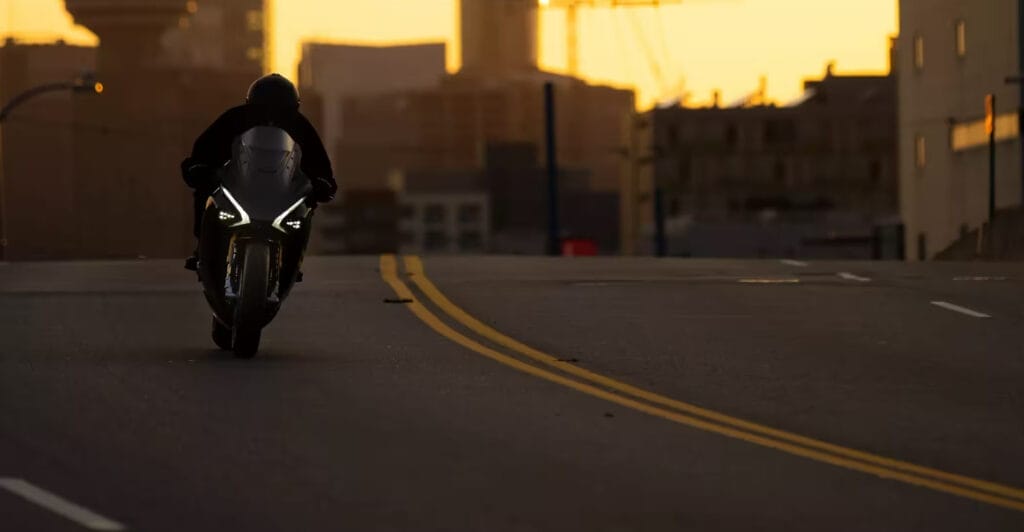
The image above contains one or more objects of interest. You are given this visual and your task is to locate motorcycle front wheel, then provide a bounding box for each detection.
[232,240,270,358]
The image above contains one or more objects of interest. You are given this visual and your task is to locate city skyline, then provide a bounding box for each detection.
[2,0,897,108]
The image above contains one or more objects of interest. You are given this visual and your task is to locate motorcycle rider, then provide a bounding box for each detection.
[181,74,336,270]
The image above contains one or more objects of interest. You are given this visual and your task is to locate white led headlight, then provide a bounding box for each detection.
[218,187,251,228]
[272,198,309,234]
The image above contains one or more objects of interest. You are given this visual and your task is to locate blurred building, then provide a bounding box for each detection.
[321,189,399,255]
[0,40,96,259]
[898,0,1023,261]
[625,67,899,258]
[398,192,490,254]
[295,0,633,255]
[0,0,269,260]
[296,42,448,254]
[390,142,617,255]
[298,42,447,158]
[161,0,267,78]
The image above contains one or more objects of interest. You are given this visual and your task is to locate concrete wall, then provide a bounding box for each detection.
[899,0,1023,260]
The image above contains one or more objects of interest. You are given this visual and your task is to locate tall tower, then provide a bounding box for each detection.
[64,0,189,73]
[460,0,538,76]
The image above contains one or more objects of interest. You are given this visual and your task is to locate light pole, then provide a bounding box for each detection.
[0,72,102,260]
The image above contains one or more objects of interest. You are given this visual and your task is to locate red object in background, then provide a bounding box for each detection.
[561,238,598,257]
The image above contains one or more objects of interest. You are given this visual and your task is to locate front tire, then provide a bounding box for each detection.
[232,241,270,358]
[211,317,232,351]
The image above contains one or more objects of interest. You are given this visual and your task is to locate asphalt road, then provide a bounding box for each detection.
[1,256,1022,531]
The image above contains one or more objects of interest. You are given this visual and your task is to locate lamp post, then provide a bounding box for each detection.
[0,72,102,260]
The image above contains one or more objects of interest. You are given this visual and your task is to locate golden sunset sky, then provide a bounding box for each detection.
[2,0,897,108]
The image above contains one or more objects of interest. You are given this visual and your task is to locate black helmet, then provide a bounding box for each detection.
[246,73,300,109]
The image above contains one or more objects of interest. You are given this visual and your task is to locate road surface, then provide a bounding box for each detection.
[1,256,1022,531]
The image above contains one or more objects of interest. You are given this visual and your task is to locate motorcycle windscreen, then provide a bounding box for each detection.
[221,126,313,223]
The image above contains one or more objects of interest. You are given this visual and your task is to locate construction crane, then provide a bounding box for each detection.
[538,0,682,78]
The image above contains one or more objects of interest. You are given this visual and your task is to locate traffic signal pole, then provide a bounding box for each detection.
[986,94,996,221]
[544,82,562,256]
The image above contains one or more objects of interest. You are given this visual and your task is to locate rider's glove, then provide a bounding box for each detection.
[181,160,217,191]
[311,176,337,204]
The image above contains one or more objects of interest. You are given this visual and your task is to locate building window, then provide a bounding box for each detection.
[914,35,925,70]
[773,159,787,184]
[458,231,483,251]
[869,160,882,184]
[725,124,738,150]
[915,135,927,169]
[666,125,679,146]
[955,20,967,58]
[668,196,682,217]
[457,204,482,224]
[246,10,264,32]
[246,47,263,61]
[764,120,796,145]
[400,231,416,246]
[425,231,448,251]
[424,204,446,224]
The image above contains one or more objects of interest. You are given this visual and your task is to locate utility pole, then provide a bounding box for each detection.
[544,81,562,256]
[653,185,666,256]
[0,120,6,261]
[986,94,996,221]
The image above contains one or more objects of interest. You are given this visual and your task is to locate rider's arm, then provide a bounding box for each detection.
[182,107,246,189]
[293,113,334,184]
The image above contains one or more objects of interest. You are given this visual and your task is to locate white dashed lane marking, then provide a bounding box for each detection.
[838,272,872,282]
[0,478,125,531]
[930,301,992,319]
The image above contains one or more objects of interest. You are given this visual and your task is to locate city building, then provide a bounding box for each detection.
[390,142,616,255]
[398,192,490,254]
[298,42,447,159]
[0,40,96,259]
[326,0,630,206]
[294,0,634,255]
[898,0,1023,260]
[295,42,448,255]
[161,0,267,78]
[624,66,900,258]
[317,189,399,255]
[0,0,272,260]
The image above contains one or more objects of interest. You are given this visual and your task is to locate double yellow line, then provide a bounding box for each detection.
[380,254,1024,513]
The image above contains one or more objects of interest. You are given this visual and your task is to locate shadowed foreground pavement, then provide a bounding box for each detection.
[1,256,1022,531]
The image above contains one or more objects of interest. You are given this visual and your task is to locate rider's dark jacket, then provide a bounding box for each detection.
[181,104,334,192]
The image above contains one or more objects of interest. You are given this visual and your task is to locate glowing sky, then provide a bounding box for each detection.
[2,0,897,108]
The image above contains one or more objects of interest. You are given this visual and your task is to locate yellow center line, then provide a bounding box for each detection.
[380,255,1024,512]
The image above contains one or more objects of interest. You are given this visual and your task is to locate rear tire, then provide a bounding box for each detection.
[211,317,232,351]
[232,241,270,358]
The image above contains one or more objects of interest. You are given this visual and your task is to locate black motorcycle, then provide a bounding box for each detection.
[197,126,314,358]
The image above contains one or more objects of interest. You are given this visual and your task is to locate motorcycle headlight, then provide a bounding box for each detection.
[214,187,251,227]
[272,198,311,234]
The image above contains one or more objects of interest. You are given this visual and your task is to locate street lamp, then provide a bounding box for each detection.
[0,71,103,260]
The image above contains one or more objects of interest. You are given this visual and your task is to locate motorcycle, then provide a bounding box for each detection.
[197,126,314,358]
